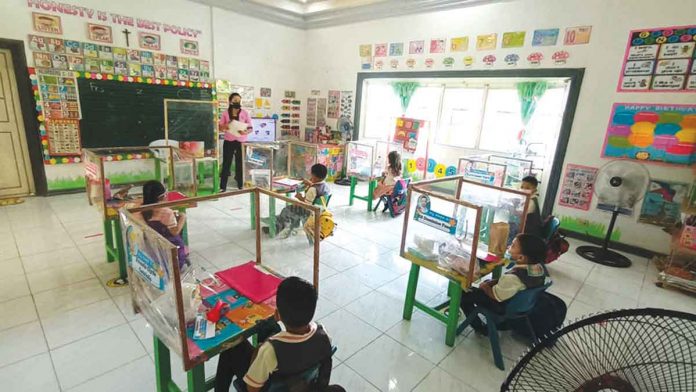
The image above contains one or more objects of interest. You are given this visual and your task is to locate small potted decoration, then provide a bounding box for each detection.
[504,53,520,66]
[552,50,570,65]
[527,52,543,66]
[483,54,497,66]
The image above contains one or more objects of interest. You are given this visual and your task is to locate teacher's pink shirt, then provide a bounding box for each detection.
[219,109,252,142]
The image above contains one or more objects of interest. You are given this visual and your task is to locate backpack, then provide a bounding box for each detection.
[304,196,335,241]
[546,230,569,263]
[509,292,567,340]
[389,179,409,217]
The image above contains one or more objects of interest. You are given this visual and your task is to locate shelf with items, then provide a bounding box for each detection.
[658,226,696,294]
[120,188,323,391]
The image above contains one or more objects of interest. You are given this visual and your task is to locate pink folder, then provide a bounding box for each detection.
[215,262,282,303]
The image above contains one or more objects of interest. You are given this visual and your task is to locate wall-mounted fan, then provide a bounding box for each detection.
[576,160,650,268]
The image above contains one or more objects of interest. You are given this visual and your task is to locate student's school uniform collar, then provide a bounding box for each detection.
[270,322,318,343]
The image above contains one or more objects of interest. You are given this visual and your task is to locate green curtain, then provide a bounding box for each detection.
[516,81,548,126]
[391,81,420,113]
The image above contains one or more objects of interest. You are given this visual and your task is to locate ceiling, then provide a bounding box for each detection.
[191,0,504,29]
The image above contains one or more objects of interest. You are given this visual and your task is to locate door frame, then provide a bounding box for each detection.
[353,68,585,218]
[0,38,46,196]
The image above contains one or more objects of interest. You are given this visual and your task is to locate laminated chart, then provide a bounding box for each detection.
[602,103,696,165]
[618,25,696,92]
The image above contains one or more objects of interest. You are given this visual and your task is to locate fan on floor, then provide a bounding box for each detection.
[334,116,355,185]
[576,160,649,268]
[501,308,696,392]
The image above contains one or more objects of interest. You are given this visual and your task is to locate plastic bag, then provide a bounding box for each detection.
[438,239,479,276]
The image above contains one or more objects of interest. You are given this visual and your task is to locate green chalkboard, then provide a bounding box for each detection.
[77,78,214,148]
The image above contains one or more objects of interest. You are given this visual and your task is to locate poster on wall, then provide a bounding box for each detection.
[502,31,526,48]
[230,85,255,110]
[46,119,81,156]
[180,39,199,56]
[564,26,592,45]
[532,29,560,46]
[394,117,423,153]
[306,98,317,126]
[32,12,62,34]
[602,103,696,166]
[316,98,327,127]
[430,39,445,54]
[327,90,340,119]
[409,40,425,55]
[389,43,403,56]
[138,32,161,51]
[37,70,81,120]
[476,34,497,50]
[617,25,696,92]
[558,164,598,211]
[339,90,353,119]
[639,180,688,227]
[374,43,387,57]
[450,37,469,52]
[87,24,112,43]
[359,44,372,57]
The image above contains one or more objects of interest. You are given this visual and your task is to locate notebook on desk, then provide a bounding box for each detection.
[215,262,282,303]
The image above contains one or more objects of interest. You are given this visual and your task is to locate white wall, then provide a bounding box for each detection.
[303,0,696,253]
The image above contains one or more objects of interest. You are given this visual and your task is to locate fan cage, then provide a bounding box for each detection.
[501,308,696,392]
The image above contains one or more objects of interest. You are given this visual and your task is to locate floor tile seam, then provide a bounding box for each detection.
[45,319,129,352]
[60,354,151,392]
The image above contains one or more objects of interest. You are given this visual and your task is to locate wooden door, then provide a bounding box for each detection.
[0,48,34,197]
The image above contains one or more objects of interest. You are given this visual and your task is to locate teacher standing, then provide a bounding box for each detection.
[219,93,252,190]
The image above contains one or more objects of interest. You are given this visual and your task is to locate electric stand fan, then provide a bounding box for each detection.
[501,308,696,392]
[576,160,649,268]
[334,116,354,186]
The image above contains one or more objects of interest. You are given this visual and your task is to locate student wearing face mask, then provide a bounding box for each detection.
[219,93,252,190]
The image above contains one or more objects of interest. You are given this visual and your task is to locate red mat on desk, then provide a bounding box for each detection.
[215,262,282,303]
[166,191,188,201]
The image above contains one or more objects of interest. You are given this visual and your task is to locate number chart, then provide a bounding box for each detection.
[617,25,696,92]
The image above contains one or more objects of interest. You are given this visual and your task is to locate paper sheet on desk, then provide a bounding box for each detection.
[273,178,302,187]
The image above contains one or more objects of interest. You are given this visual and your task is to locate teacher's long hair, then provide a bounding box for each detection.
[228,93,242,120]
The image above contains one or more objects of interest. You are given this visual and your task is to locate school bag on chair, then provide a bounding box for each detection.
[373,179,409,217]
[543,216,569,264]
[304,195,335,242]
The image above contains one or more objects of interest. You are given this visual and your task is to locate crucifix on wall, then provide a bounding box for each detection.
[122,29,132,46]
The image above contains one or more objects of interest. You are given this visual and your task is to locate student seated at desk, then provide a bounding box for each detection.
[263,164,330,238]
[460,234,548,335]
[142,180,189,268]
[372,151,402,200]
[520,175,545,238]
[215,277,343,392]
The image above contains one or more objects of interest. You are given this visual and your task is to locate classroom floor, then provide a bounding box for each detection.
[0,184,693,392]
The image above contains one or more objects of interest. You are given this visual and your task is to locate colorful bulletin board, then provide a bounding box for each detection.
[602,103,696,166]
[280,98,301,140]
[558,164,598,211]
[306,98,317,126]
[617,25,696,92]
[394,117,424,153]
[327,90,340,118]
[46,119,81,155]
[639,180,689,227]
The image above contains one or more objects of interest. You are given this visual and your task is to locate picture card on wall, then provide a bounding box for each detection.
[617,25,696,93]
[532,28,560,46]
[128,49,140,62]
[141,51,154,65]
[430,39,445,54]
[64,40,82,55]
[502,31,526,48]
[47,37,64,53]
[558,164,598,211]
[639,180,688,227]
[359,44,372,57]
[83,43,98,58]
[360,56,372,70]
[476,34,497,50]
[564,26,592,45]
[33,12,62,34]
[374,43,387,57]
[389,42,403,56]
[87,23,112,43]
[28,35,48,51]
[602,103,696,166]
[450,36,469,52]
[180,39,199,56]
[33,52,52,68]
[113,47,127,61]
[409,40,425,55]
[138,32,161,50]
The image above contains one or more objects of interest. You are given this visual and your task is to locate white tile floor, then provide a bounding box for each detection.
[0,185,694,392]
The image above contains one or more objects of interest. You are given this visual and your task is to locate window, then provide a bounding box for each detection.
[362,83,400,139]
[436,88,485,148]
[478,89,524,152]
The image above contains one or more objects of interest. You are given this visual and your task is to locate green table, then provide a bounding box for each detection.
[402,252,506,346]
[348,176,377,211]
